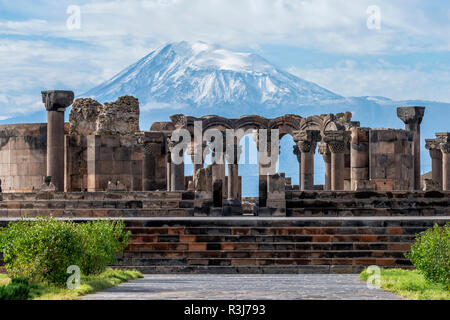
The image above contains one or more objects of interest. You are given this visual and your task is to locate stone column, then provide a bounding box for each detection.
[225,144,242,201]
[436,133,450,191]
[167,138,185,191]
[323,131,348,191]
[397,106,426,190]
[166,150,172,191]
[293,145,302,190]
[41,90,74,192]
[294,130,319,191]
[350,127,370,191]
[425,139,443,188]
[318,143,331,191]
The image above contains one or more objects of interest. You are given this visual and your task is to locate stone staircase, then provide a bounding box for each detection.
[112,217,448,274]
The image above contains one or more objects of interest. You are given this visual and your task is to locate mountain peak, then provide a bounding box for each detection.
[84,41,343,114]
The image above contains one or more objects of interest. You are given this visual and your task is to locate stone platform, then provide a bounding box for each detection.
[0,190,449,218]
[0,190,449,274]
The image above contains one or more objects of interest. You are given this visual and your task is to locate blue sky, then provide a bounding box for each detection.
[1,0,450,122]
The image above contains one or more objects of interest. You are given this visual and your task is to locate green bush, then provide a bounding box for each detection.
[0,278,31,300]
[0,217,83,285]
[405,223,450,288]
[77,220,130,275]
[0,218,130,286]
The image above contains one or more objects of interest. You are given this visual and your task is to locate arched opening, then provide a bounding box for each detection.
[239,133,259,198]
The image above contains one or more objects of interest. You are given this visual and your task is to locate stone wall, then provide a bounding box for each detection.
[0,124,47,192]
[369,129,414,191]
[86,135,142,192]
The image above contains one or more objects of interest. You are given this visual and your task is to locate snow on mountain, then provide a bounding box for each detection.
[84,41,343,113]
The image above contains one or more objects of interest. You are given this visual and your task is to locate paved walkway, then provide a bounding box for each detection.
[83,274,401,300]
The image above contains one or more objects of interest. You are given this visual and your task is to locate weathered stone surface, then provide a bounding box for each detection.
[97,96,140,136]
[41,90,74,111]
[69,98,101,135]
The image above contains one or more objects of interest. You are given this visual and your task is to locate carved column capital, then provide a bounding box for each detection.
[397,106,425,127]
[425,139,442,159]
[322,131,349,154]
[436,133,450,154]
[440,143,450,154]
[42,90,74,112]
[293,130,320,153]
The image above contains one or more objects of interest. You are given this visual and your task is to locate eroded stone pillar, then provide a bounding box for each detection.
[294,130,320,191]
[350,127,370,191]
[425,139,443,188]
[397,106,426,190]
[436,133,450,191]
[225,143,242,201]
[167,138,185,191]
[42,90,74,192]
[293,145,302,190]
[318,143,331,190]
[323,131,349,191]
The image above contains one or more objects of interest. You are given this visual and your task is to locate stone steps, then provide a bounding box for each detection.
[125,242,412,251]
[108,217,449,273]
[126,226,426,235]
[111,265,415,274]
[129,234,417,243]
[120,250,409,259]
[114,257,412,267]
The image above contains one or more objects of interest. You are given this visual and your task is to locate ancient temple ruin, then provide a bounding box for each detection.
[0,90,449,273]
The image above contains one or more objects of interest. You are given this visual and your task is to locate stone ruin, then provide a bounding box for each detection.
[0,90,449,274]
[0,90,449,216]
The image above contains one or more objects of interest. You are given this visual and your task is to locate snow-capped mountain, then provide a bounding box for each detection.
[84,41,343,113]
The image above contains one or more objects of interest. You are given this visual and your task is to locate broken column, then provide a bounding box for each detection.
[436,133,450,191]
[397,106,426,190]
[350,127,370,190]
[294,130,320,191]
[224,143,242,214]
[318,142,331,191]
[266,173,286,217]
[167,137,185,191]
[425,138,443,189]
[42,90,74,192]
[323,131,349,191]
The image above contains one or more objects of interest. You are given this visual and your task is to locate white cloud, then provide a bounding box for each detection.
[0,0,450,118]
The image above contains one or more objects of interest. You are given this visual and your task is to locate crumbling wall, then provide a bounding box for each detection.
[69,96,140,136]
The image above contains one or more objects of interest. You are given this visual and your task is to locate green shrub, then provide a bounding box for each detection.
[0,217,83,285]
[77,220,130,275]
[0,218,130,286]
[405,223,450,288]
[0,278,31,300]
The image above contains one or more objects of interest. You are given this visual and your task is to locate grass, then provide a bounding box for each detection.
[360,268,450,300]
[1,268,143,300]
